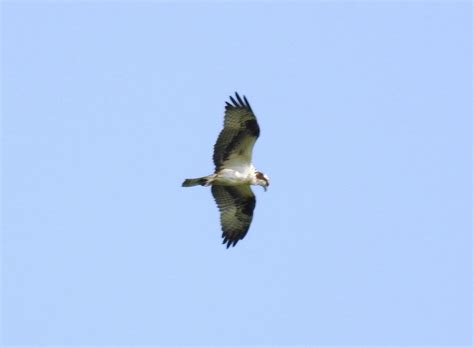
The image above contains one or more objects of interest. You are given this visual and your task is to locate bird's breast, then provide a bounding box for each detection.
[214,168,254,186]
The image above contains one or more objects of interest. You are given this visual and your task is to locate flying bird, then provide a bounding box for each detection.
[182,92,270,248]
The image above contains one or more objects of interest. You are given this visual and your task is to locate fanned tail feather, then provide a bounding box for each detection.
[182,177,209,187]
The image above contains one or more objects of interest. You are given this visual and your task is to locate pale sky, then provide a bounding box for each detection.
[1,1,471,345]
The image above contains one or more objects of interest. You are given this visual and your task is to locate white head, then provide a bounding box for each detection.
[255,171,270,191]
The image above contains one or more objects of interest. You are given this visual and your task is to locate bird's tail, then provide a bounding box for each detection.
[182,176,210,187]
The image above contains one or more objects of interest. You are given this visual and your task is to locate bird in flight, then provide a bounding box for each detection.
[182,92,270,248]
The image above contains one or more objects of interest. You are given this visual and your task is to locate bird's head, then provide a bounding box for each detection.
[255,171,270,191]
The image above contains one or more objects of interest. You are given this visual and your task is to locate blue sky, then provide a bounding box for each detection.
[1,1,471,346]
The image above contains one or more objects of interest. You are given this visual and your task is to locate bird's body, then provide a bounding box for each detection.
[182,93,269,248]
[183,165,258,187]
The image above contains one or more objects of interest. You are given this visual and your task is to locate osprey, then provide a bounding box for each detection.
[182,92,270,248]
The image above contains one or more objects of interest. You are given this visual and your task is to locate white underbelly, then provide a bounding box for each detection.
[214,169,252,185]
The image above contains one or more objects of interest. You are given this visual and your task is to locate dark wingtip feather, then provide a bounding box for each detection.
[235,92,245,107]
[222,235,239,248]
[243,95,253,112]
[228,92,253,112]
[229,95,238,107]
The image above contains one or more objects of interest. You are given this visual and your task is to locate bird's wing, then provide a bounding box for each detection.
[211,185,256,248]
[213,92,260,172]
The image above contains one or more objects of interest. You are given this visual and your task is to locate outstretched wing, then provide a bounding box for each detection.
[211,185,256,248]
[213,92,260,172]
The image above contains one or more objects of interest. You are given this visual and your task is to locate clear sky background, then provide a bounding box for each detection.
[1,1,471,346]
